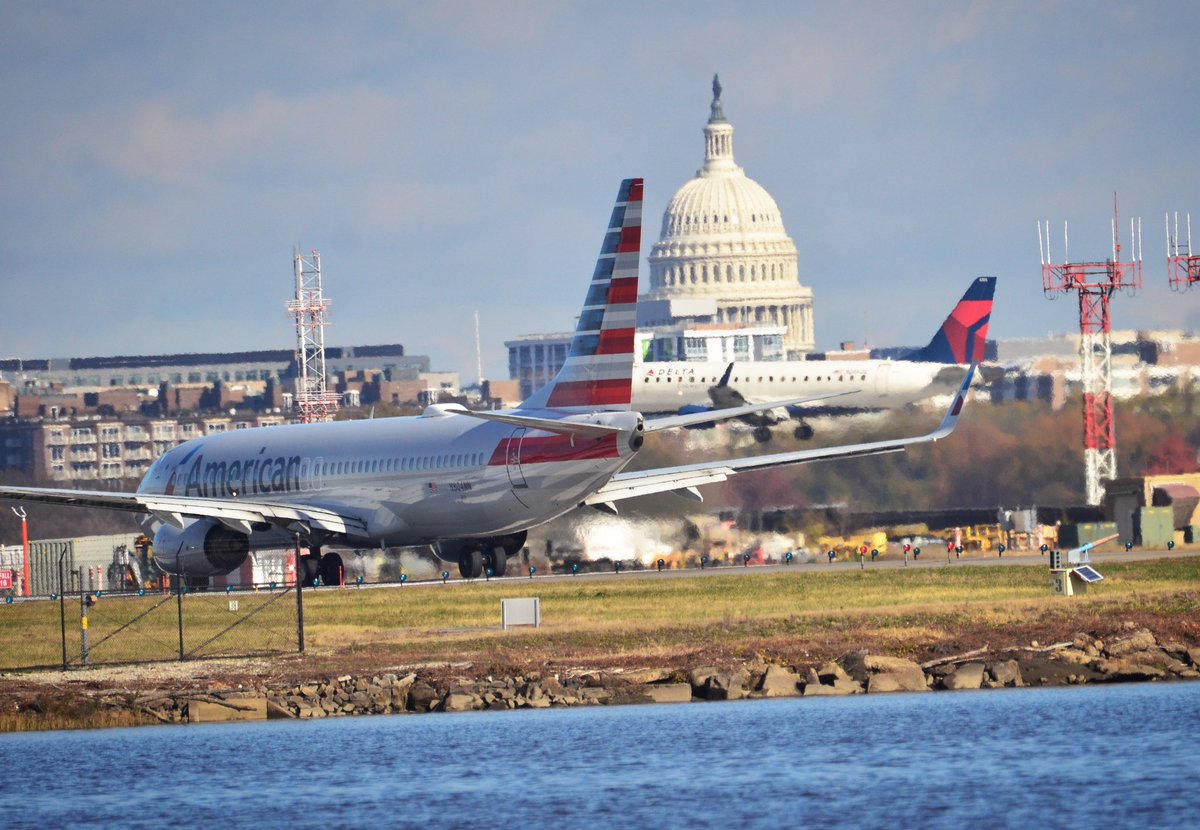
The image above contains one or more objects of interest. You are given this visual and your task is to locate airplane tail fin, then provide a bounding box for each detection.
[901,276,996,364]
[521,178,643,412]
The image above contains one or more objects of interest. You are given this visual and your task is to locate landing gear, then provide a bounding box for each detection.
[486,546,508,577]
[793,422,814,441]
[458,549,483,579]
[752,425,772,443]
[297,546,344,587]
[318,552,344,586]
[297,549,320,587]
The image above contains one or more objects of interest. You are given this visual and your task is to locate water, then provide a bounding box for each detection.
[2,683,1198,829]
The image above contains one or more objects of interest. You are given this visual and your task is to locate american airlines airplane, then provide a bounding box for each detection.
[634,276,995,442]
[0,179,977,584]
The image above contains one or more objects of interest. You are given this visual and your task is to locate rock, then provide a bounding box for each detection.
[840,652,928,693]
[702,671,748,701]
[758,665,801,698]
[1187,648,1200,668]
[622,667,674,685]
[942,662,986,691]
[407,683,441,712]
[541,676,568,697]
[867,672,928,694]
[688,667,719,690]
[689,667,747,700]
[1055,648,1093,665]
[804,680,851,696]
[832,677,864,694]
[1104,629,1157,657]
[642,683,692,704]
[817,662,850,684]
[989,660,1024,687]
[441,692,478,712]
[1092,659,1165,681]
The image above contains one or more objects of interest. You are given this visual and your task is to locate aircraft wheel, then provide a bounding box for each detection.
[793,423,814,441]
[297,554,319,587]
[458,549,483,579]
[318,552,344,586]
[488,547,508,577]
[753,426,772,443]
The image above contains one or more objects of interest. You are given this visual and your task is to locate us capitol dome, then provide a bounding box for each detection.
[639,76,815,357]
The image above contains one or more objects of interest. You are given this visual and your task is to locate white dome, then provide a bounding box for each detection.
[643,77,815,356]
[659,173,790,240]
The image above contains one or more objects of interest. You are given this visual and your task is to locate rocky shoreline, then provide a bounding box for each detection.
[59,623,1200,726]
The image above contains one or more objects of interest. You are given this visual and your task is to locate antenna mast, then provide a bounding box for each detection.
[1037,194,1142,505]
[288,249,340,423]
[474,310,483,386]
[1166,211,1200,291]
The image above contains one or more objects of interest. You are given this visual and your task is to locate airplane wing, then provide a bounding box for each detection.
[456,392,856,435]
[585,365,976,507]
[0,486,368,536]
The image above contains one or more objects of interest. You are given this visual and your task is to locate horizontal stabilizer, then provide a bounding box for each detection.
[453,409,622,439]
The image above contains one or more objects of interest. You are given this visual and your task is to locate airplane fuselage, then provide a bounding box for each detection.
[137,405,641,550]
[632,359,964,415]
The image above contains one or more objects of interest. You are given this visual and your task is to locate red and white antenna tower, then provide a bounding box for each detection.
[1166,212,1200,291]
[287,249,340,423]
[1038,195,1142,505]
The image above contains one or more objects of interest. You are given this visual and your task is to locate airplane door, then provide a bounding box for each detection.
[874,363,891,397]
[505,428,529,490]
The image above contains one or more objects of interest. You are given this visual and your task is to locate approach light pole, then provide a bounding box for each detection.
[11,506,29,597]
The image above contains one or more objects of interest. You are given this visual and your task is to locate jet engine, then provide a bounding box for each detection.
[153,519,251,577]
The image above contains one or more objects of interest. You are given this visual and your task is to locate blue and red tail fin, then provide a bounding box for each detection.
[521,178,643,411]
[902,276,996,364]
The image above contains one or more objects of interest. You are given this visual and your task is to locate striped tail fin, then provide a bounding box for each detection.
[522,178,643,411]
[902,276,996,364]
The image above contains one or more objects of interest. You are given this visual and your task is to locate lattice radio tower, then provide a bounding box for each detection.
[1166,212,1200,291]
[1038,195,1143,505]
[288,249,340,423]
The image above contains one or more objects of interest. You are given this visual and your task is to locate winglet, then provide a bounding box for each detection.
[933,363,977,437]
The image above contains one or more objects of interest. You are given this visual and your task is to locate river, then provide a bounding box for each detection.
[2,682,1197,829]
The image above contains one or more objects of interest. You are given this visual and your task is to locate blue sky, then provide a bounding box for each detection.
[2,1,1198,380]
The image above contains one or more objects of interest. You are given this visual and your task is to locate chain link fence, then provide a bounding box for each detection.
[0,578,301,672]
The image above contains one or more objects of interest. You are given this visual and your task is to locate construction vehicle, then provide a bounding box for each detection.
[105,536,156,591]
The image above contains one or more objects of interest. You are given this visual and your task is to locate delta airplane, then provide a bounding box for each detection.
[0,179,977,584]
[633,276,995,442]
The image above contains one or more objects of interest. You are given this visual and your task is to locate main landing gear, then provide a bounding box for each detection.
[297,547,344,587]
[457,546,509,579]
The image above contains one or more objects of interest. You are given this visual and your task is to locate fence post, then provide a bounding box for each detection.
[58,553,67,671]
[78,566,89,667]
[295,534,305,654]
[176,576,185,661]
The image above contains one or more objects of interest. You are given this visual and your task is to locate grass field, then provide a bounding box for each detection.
[3,557,1199,675]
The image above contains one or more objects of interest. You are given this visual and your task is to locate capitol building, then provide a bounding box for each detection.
[507,77,816,397]
[638,76,816,358]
